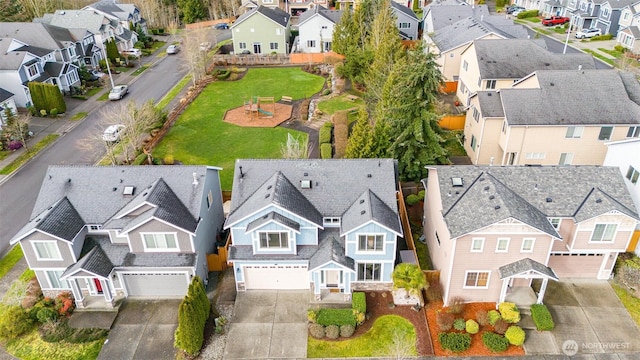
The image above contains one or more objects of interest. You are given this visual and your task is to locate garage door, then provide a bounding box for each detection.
[122,272,189,296]
[548,254,603,278]
[244,265,309,290]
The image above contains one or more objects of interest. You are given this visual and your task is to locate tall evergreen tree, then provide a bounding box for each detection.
[345,108,375,158]
[177,0,207,24]
[106,39,119,61]
[174,296,203,356]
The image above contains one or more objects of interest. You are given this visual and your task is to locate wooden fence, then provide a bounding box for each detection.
[438,114,465,130]
[441,81,458,94]
[207,234,231,272]
[397,186,416,251]
[212,54,290,66]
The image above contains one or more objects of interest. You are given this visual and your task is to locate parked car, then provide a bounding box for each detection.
[166,45,180,54]
[199,42,211,51]
[102,124,125,142]
[214,23,229,30]
[541,16,570,26]
[575,28,602,39]
[506,5,525,14]
[108,85,129,101]
[239,50,251,55]
[91,69,106,78]
[121,48,142,57]
[511,8,526,16]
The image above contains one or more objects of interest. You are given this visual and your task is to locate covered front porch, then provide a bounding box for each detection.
[61,245,119,309]
[498,258,559,308]
[309,237,356,302]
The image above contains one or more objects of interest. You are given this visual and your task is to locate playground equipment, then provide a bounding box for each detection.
[244,96,276,120]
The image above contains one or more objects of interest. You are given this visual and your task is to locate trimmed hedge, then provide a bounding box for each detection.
[352,292,366,314]
[505,325,525,346]
[517,10,539,18]
[319,122,333,144]
[320,143,332,159]
[438,332,471,352]
[316,308,356,326]
[482,331,509,352]
[28,82,66,115]
[531,304,555,331]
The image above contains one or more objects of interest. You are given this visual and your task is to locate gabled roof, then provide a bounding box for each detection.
[471,39,596,79]
[0,22,74,50]
[620,25,640,39]
[498,258,558,280]
[86,0,136,20]
[390,1,418,20]
[309,237,355,271]
[475,91,504,117]
[11,197,85,243]
[233,5,290,29]
[0,88,14,102]
[502,70,640,125]
[0,38,28,70]
[246,211,301,233]
[35,10,112,35]
[341,189,402,235]
[601,0,638,9]
[15,44,53,57]
[298,5,343,26]
[431,166,639,239]
[431,16,527,52]
[61,245,113,279]
[424,4,491,31]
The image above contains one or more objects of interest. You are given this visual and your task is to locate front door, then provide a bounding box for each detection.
[93,278,103,294]
[253,43,261,54]
[325,270,341,288]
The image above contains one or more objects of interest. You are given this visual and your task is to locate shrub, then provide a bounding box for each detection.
[417,190,425,200]
[406,194,420,205]
[352,292,366,314]
[316,308,356,326]
[438,332,471,352]
[531,304,555,331]
[517,10,539,18]
[614,44,627,53]
[590,34,613,41]
[505,325,525,346]
[392,263,427,294]
[8,140,23,151]
[448,296,465,314]
[36,306,59,323]
[482,331,509,352]
[54,291,75,317]
[40,109,47,117]
[164,154,175,165]
[319,122,333,144]
[50,108,58,117]
[0,305,34,340]
[498,302,520,323]
[493,319,510,335]
[436,311,455,331]
[453,318,466,331]
[133,153,148,165]
[325,324,340,339]
[40,320,72,342]
[320,143,332,159]
[488,310,501,325]
[466,319,479,334]
[354,310,365,326]
[425,281,443,302]
[322,89,331,96]
[476,309,489,326]
[307,310,317,323]
[309,323,325,339]
[340,324,355,337]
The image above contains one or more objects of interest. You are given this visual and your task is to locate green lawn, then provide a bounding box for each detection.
[599,47,624,58]
[582,49,615,66]
[307,315,417,357]
[153,67,325,190]
[132,65,149,76]
[5,329,104,360]
[442,130,466,157]
[317,95,363,115]
[156,74,192,110]
[612,283,640,327]
[71,112,88,121]
[0,246,22,279]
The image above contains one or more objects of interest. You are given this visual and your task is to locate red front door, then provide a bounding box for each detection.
[93,278,103,294]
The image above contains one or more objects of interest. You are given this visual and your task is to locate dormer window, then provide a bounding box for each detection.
[358,234,383,252]
[259,232,289,249]
[32,240,62,261]
[323,217,340,227]
[26,63,39,79]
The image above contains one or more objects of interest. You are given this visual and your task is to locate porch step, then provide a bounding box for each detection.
[519,306,531,315]
[519,314,536,330]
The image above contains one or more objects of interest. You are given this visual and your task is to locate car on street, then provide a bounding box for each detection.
[214,23,229,30]
[575,28,602,39]
[108,85,129,100]
[102,124,125,142]
[166,44,180,54]
[121,48,142,57]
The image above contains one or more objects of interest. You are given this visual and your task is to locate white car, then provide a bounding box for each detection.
[108,85,129,100]
[575,28,602,39]
[102,124,125,142]
[166,44,180,54]
[122,48,142,57]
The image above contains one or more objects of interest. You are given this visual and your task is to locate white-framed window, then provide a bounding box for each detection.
[32,241,62,261]
[626,166,639,185]
[590,224,617,242]
[496,238,510,252]
[67,70,79,84]
[142,233,178,251]
[45,270,70,289]
[598,126,613,140]
[624,12,629,20]
[471,238,484,252]
[26,64,39,78]
[358,234,384,252]
[602,7,609,18]
[207,190,213,209]
[307,40,316,48]
[270,42,278,50]
[462,60,468,71]
[357,262,381,281]
[399,22,411,29]
[472,107,480,122]
[627,126,640,138]
[565,126,584,138]
[239,42,247,49]
[470,135,477,151]
[259,232,289,249]
[549,218,561,229]
[525,152,546,160]
[521,238,535,252]
[559,153,573,165]
[464,270,490,288]
[323,217,341,227]
[485,79,496,89]
[69,47,76,57]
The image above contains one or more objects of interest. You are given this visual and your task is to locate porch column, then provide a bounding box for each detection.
[536,278,549,304]
[498,278,509,306]
[70,279,86,309]
[101,280,115,307]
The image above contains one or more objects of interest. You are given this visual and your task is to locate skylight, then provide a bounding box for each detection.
[451,177,463,187]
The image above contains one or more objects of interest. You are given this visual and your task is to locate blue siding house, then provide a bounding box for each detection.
[224,159,403,301]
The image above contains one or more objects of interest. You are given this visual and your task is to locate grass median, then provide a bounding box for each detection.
[0,134,60,175]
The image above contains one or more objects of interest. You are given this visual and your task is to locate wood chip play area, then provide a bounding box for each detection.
[223,96,293,127]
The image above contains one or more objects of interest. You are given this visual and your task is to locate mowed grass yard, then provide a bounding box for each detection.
[153,67,325,190]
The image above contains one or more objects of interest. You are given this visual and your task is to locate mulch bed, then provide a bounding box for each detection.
[355,291,434,356]
[426,301,526,356]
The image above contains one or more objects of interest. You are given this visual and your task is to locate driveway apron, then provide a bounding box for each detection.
[224,291,309,359]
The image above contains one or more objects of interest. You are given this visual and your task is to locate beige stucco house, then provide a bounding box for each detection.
[463,69,640,166]
[422,165,639,306]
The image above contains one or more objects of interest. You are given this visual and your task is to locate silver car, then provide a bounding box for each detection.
[102,124,125,142]
[166,45,180,54]
[108,85,129,101]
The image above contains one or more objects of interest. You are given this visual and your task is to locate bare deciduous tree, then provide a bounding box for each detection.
[180,28,211,86]
[2,111,32,152]
[280,133,311,159]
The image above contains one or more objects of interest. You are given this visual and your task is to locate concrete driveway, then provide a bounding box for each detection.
[525,279,640,356]
[97,299,181,360]
[223,291,309,359]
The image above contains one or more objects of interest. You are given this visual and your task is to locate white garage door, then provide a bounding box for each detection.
[548,254,603,278]
[244,265,309,290]
[122,272,189,296]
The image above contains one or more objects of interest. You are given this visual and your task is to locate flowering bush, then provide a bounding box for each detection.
[55,292,75,317]
[8,140,23,150]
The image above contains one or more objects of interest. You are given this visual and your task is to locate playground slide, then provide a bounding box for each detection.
[258,108,273,116]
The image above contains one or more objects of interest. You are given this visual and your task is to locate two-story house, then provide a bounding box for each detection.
[542,0,566,17]
[297,6,342,53]
[464,69,640,166]
[223,159,403,301]
[289,0,330,17]
[390,1,420,40]
[592,0,636,36]
[572,0,603,31]
[615,1,640,53]
[231,6,291,55]
[456,39,596,106]
[0,88,17,126]
[422,165,639,306]
[84,0,148,35]
[9,165,225,308]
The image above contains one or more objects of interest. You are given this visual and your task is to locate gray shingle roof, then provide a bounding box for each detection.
[0,22,71,50]
[233,5,290,29]
[0,88,14,102]
[476,91,504,117]
[0,38,28,70]
[309,236,354,270]
[17,197,85,242]
[432,16,527,52]
[86,0,133,20]
[15,44,53,57]
[390,1,418,20]
[619,71,640,106]
[472,39,596,79]
[431,166,639,239]
[341,189,402,235]
[36,10,111,35]
[298,5,343,25]
[229,244,318,261]
[62,245,113,278]
[246,211,301,233]
[502,70,640,125]
[498,257,558,280]
[425,4,491,32]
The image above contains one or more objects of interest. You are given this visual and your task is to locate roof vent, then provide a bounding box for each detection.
[479,177,485,181]
[595,198,602,203]
[451,177,463,187]
[300,180,312,189]
[360,210,366,215]
[265,193,270,198]
[367,174,372,178]
[447,190,452,197]
[484,186,490,191]
[112,187,117,191]
[359,199,365,204]
[489,195,495,200]
[67,178,71,183]
[239,166,244,178]
[304,172,308,176]
[546,197,553,203]
[267,185,272,190]
[123,186,135,196]
[494,205,501,210]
